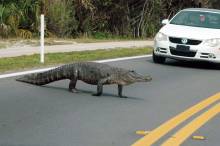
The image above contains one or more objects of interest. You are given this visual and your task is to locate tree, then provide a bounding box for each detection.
[0,0,219,38]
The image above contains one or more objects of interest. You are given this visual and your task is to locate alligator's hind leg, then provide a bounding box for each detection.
[69,78,78,93]
[68,69,79,93]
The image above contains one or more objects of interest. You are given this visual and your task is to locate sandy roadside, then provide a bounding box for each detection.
[0,40,153,58]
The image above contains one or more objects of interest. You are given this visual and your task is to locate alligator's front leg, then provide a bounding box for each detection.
[118,85,127,98]
[69,78,78,93]
[92,78,109,96]
[92,81,104,96]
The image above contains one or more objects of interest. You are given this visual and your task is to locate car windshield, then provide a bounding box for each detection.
[170,10,220,29]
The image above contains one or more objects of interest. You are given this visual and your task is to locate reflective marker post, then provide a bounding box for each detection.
[40,14,44,63]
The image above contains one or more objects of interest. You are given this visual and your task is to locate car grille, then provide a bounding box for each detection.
[170,47,197,57]
[169,37,202,45]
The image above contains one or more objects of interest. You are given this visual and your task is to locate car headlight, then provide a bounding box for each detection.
[203,38,220,47]
[155,32,168,41]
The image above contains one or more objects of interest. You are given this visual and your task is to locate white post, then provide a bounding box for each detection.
[40,14,45,63]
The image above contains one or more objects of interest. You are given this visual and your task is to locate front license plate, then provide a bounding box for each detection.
[176,45,190,52]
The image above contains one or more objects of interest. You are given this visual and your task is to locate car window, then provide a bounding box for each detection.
[170,10,220,29]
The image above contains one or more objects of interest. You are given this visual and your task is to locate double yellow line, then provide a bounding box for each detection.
[132,92,220,146]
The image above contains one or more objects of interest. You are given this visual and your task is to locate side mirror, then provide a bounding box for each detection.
[162,19,169,25]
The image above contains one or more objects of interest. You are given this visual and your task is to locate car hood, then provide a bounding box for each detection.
[160,24,220,40]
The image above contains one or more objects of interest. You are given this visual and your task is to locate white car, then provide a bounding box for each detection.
[153,8,220,64]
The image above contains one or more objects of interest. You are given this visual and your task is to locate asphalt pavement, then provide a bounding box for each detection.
[0,56,220,146]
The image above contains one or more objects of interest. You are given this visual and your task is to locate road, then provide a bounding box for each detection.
[0,40,153,58]
[0,56,220,146]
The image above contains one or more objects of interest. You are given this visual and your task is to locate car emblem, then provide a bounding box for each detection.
[181,38,188,44]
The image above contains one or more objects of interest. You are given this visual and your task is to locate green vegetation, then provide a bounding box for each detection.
[0,0,218,39]
[0,43,6,49]
[0,0,39,38]
[0,47,152,73]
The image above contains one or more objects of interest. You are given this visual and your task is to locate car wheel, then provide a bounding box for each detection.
[153,51,166,63]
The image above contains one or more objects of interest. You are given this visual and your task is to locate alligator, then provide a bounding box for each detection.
[16,62,152,98]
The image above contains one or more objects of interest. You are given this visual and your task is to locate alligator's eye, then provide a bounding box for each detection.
[130,70,135,72]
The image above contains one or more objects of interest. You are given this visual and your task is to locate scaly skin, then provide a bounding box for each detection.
[16,62,152,97]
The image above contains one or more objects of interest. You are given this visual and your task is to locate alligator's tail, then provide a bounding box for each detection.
[16,66,69,85]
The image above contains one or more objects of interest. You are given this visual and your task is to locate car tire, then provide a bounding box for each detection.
[153,51,166,64]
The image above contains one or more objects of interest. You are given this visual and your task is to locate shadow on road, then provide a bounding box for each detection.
[42,85,143,100]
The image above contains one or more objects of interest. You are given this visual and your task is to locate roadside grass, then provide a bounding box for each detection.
[0,47,152,74]
[0,43,7,49]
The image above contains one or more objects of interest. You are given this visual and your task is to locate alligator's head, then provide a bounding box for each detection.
[119,70,152,85]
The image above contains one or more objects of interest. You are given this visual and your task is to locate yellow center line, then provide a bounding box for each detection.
[131,92,220,146]
[161,102,220,146]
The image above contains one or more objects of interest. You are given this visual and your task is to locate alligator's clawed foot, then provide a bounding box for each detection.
[69,88,79,93]
[119,95,128,98]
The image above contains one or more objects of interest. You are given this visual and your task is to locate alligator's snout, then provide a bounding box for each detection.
[132,72,152,82]
[118,70,152,84]
[144,75,152,81]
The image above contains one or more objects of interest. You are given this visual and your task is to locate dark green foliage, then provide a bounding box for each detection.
[0,0,39,38]
[210,0,220,9]
[45,0,78,37]
[0,0,219,38]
